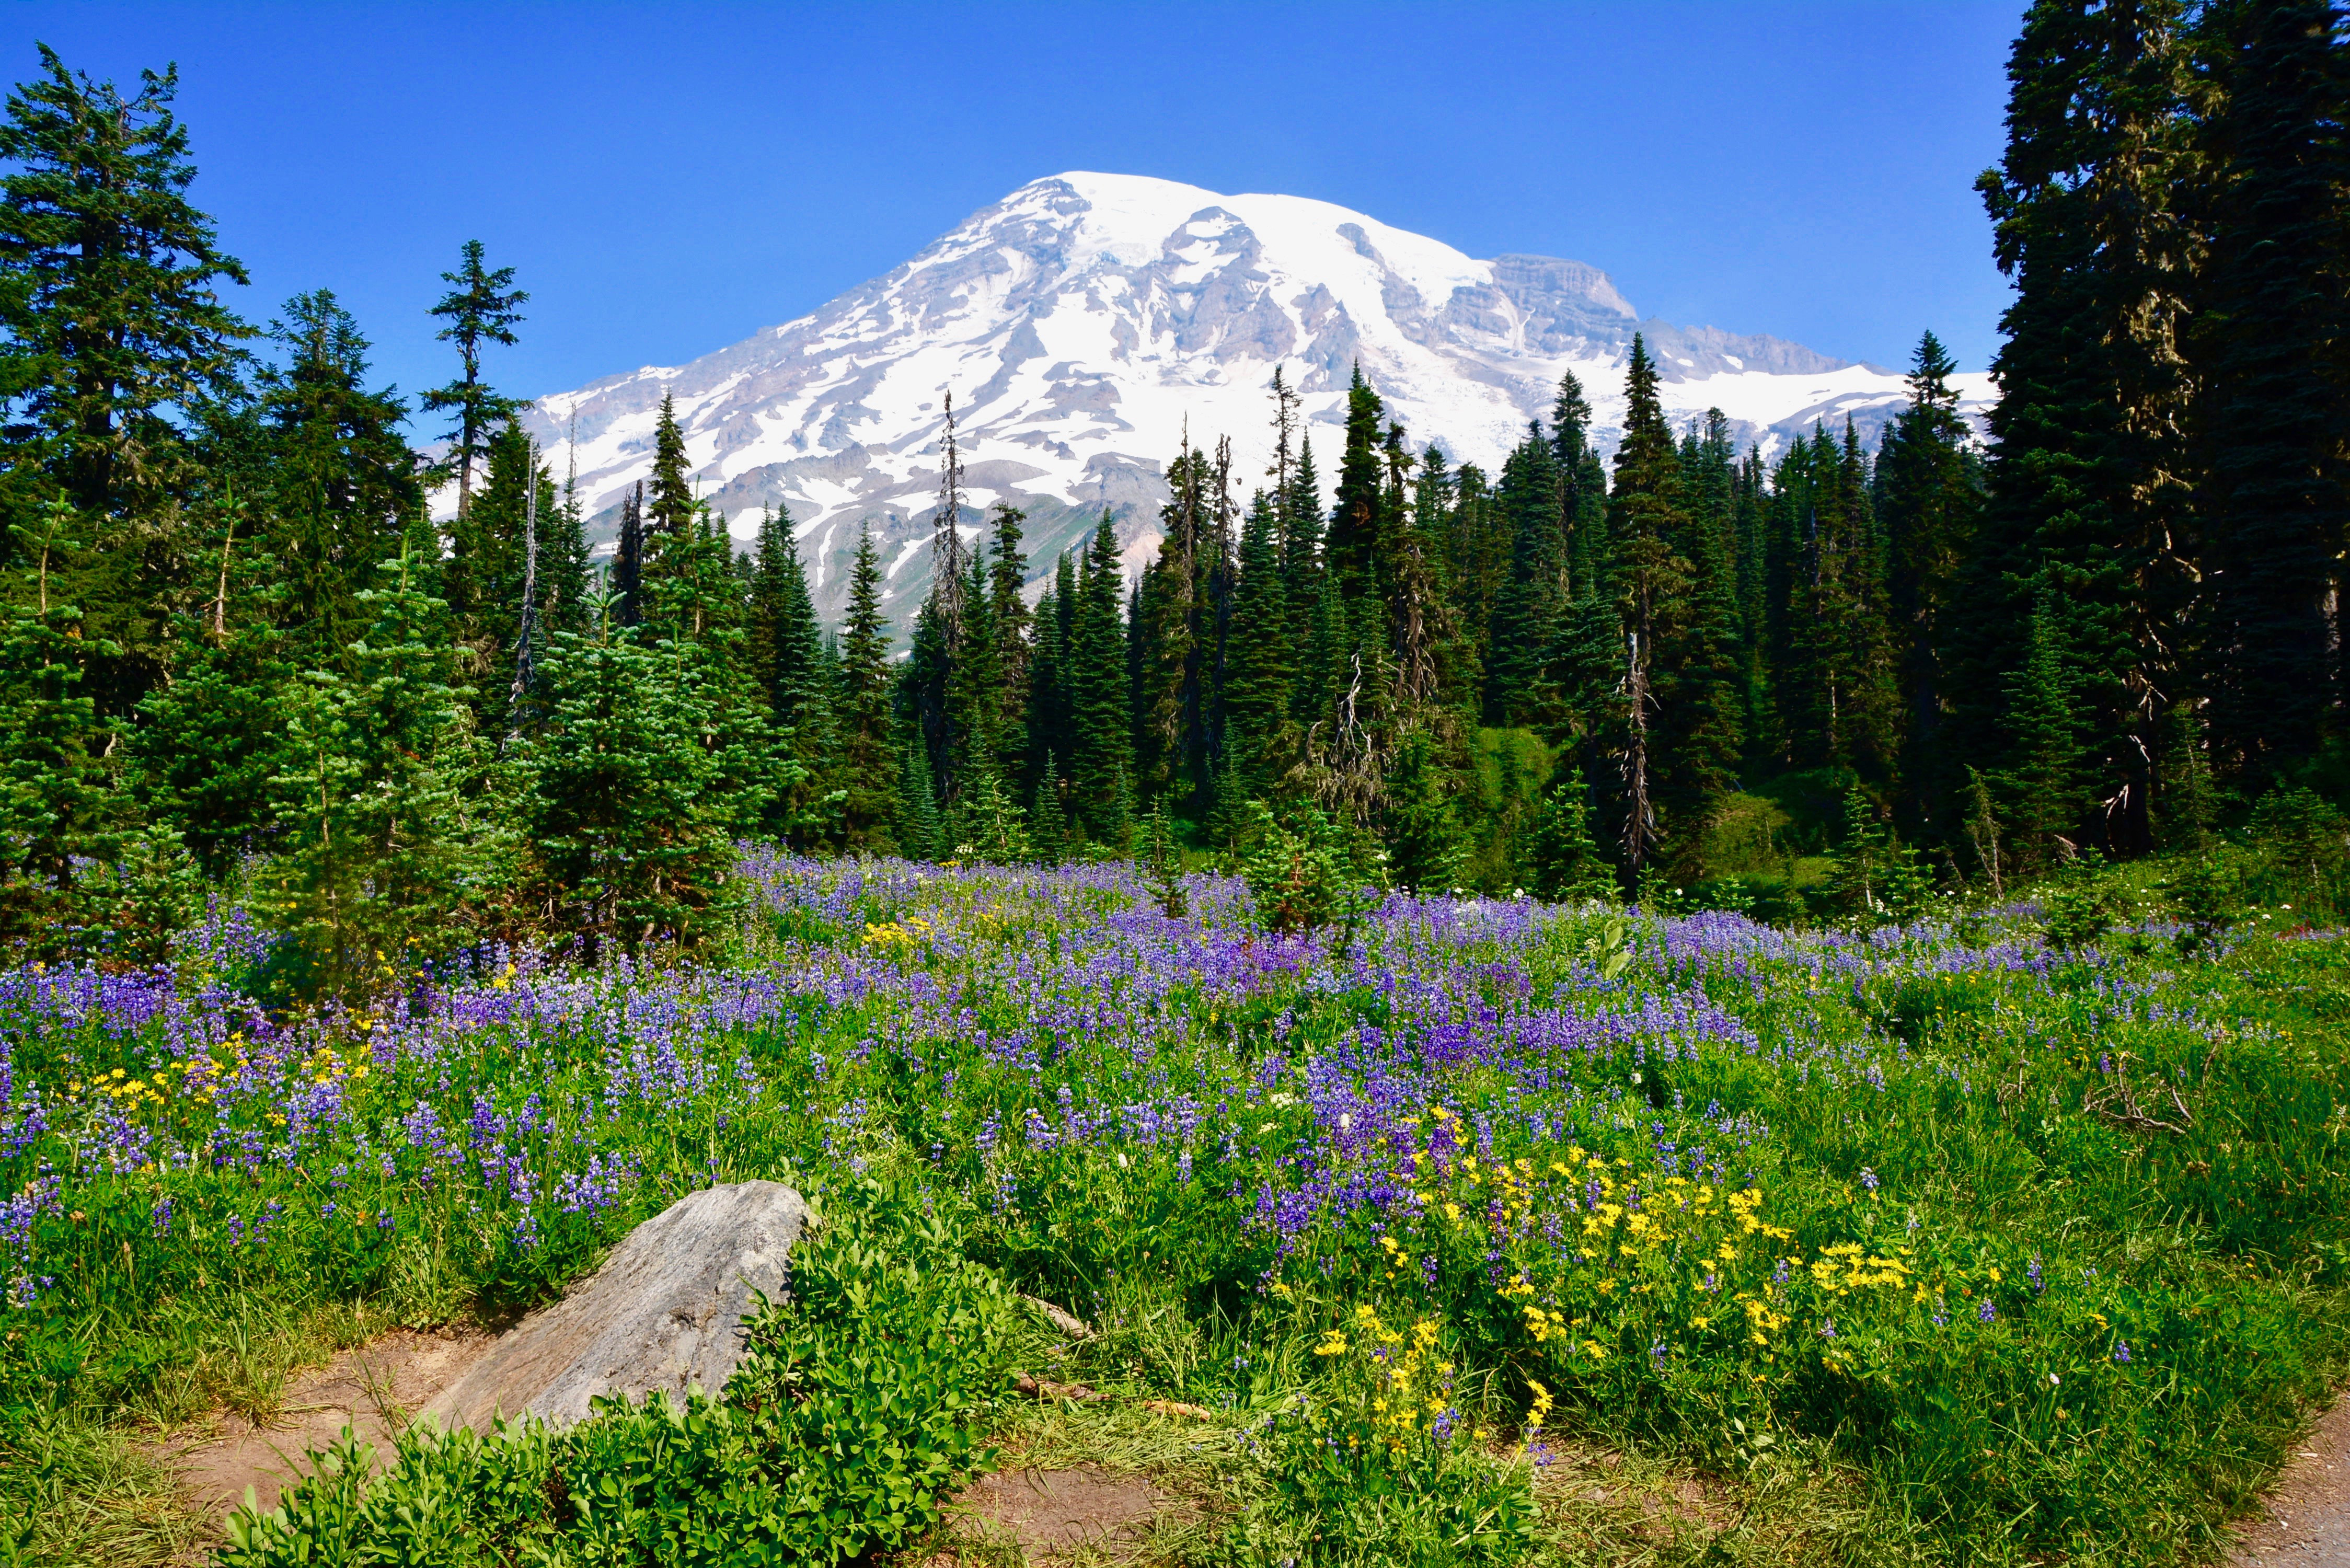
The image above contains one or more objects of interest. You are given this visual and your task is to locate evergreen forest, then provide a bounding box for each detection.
[0,3,2345,973]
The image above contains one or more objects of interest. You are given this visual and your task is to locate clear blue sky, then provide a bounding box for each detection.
[9,2,2024,427]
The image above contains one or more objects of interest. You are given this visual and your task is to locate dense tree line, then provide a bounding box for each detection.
[0,9,2343,980]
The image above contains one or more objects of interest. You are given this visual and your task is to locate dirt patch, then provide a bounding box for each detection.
[2234,1397,2350,1565]
[168,1327,494,1520]
[1539,1445,1737,1547]
[946,1466,1171,1563]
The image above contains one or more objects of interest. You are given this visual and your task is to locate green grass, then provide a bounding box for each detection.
[3,851,2348,1564]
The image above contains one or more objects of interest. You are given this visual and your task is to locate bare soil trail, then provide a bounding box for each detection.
[166,1327,494,1521]
[2234,1397,2350,1565]
[940,1467,1174,1563]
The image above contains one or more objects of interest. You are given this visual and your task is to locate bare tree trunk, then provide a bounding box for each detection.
[1622,629,1655,876]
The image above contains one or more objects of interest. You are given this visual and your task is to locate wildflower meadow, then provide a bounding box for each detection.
[2,854,2347,1565]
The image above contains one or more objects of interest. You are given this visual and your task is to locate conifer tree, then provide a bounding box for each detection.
[1787,419,1897,781]
[1027,551,1079,804]
[130,609,289,878]
[244,290,421,671]
[1823,785,1933,926]
[0,46,252,713]
[2000,584,2087,863]
[539,450,593,641]
[2192,0,2349,780]
[1137,443,1207,806]
[1326,367,1390,642]
[897,734,943,861]
[947,541,999,800]
[1069,515,1132,845]
[1756,430,1824,771]
[746,504,832,835]
[422,239,527,524]
[1030,752,1070,864]
[1607,335,1700,876]
[835,521,899,850]
[1731,444,1772,737]
[0,582,121,932]
[747,506,791,710]
[614,483,646,627]
[1483,425,1564,728]
[1435,456,1500,676]
[1552,372,1609,597]
[907,595,952,810]
[1282,431,1326,672]
[1655,408,1748,868]
[1528,765,1618,903]
[987,504,1032,782]
[1957,0,2196,853]
[457,422,557,705]
[622,485,782,837]
[1382,724,1465,893]
[1296,569,1348,751]
[522,592,734,960]
[1878,331,1984,827]
[263,550,487,998]
[644,391,695,538]
[1204,438,1240,765]
[768,510,828,734]
[1223,489,1296,800]
[0,44,252,517]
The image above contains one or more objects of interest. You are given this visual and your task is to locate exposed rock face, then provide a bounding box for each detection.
[518,172,1994,632]
[422,1181,809,1431]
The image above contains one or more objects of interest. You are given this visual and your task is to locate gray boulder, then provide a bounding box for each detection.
[422,1180,809,1431]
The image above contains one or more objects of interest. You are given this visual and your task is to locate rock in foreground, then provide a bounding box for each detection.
[423,1180,808,1431]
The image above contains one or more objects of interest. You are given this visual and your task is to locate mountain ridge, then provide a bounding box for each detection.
[519,172,1989,628]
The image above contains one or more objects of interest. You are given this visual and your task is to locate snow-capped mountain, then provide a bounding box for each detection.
[522,172,1991,629]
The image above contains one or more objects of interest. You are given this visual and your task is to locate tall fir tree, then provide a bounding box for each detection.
[522,591,736,960]
[1326,366,1391,650]
[1878,331,1985,830]
[1069,514,1133,845]
[1282,431,1326,679]
[1786,420,1897,782]
[835,521,899,851]
[1956,0,2197,853]
[1606,335,1689,875]
[0,576,122,933]
[987,504,1032,783]
[947,541,1000,801]
[1658,408,1748,868]
[0,46,252,716]
[421,239,526,526]
[644,391,695,538]
[1027,549,1079,811]
[2191,0,2349,781]
[262,550,486,998]
[747,503,834,835]
[1483,424,1564,729]
[237,290,421,672]
[1223,488,1296,801]
[1136,441,1208,807]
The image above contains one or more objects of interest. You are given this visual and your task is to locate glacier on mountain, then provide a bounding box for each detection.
[519,172,1991,629]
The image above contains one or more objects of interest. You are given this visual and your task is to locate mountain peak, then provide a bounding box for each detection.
[523,174,1987,630]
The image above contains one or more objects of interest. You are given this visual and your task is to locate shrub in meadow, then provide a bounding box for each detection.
[215,1175,1010,1566]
